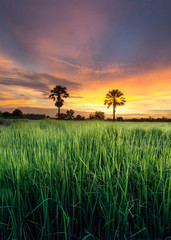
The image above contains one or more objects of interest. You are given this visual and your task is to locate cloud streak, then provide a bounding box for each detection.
[0,0,171,116]
[0,62,81,95]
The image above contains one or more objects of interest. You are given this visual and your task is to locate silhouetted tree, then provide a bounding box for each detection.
[60,113,67,120]
[49,85,69,119]
[0,111,2,117]
[89,111,105,120]
[75,114,85,120]
[95,111,105,120]
[89,113,95,120]
[12,109,23,118]
[3,112,11,118]
[104,89,126,121]
[117,117,123,121]
[66,109,75,120]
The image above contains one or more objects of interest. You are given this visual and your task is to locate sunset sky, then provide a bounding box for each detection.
[0,0,171,118]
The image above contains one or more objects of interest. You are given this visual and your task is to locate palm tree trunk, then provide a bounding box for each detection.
[58,107,60,120]
[113,106,116,121]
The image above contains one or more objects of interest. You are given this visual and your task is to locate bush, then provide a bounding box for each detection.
[117,117,124,121]
[2,112,11,118]
[12,109,23,118]
[75,114,85,120]
[89,111,105,120]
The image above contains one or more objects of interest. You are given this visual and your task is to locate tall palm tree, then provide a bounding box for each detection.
[104,89,126,121]
[49,85,69,119]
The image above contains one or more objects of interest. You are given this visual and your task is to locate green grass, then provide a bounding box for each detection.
[0,120,170,239]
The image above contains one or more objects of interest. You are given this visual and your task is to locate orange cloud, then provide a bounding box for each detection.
[0,52,171,118]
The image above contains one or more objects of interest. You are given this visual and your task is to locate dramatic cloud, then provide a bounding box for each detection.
[0,57,82,110]
[0,61,80,94]
[0,0,171,117]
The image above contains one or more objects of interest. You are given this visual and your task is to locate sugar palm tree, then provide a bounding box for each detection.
[49,85,69,119]
[104,89,126,121]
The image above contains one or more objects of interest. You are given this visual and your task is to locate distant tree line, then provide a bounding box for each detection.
[0,86,170,122]
[123,116,171,122]
[0,109,86,120]
[106,116,171,122]
[0,109,105,121]
[58,110,106,120]
[1,109,170,122]
[0,109,49,120]
[60,110,105,120]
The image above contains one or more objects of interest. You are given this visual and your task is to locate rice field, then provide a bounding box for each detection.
[0,120,170,239]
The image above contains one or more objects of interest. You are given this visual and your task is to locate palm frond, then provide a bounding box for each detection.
[104,89,126,109]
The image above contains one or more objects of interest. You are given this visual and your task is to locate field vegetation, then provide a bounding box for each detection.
[0,120,170,239]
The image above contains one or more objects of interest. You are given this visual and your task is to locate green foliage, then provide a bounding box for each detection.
[0,120,170,239]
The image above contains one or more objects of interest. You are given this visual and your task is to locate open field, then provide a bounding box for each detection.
[0,120,170,239]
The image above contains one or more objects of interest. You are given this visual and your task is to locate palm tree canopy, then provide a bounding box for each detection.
[104,89,126,109]
[49,85,69,120]
[55,99,64,108]
[49,85,69,101]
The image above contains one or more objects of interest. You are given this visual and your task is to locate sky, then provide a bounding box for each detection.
[0,0,171,118]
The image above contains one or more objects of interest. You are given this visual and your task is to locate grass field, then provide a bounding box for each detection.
[0,120,170,239]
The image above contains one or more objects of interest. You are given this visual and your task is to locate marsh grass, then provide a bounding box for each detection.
[0,120,170,239]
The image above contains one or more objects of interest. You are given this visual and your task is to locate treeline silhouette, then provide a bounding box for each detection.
[49,85,127,121]
[0,109,170,122]
[0,109,48,120]
[0,109,103,121]
[1,85,170,123]
[107,116,171,122]
[123,116,171,122]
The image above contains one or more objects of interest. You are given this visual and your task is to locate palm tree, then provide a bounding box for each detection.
[104,89,126,121]
[49,85,69,119]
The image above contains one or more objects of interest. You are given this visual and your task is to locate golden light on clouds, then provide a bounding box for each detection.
[0,56,171,118]
[0,0,171,118]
